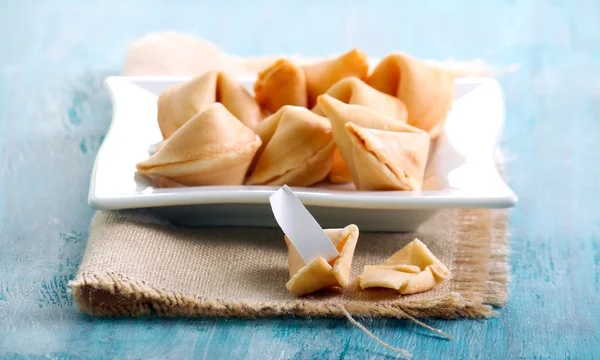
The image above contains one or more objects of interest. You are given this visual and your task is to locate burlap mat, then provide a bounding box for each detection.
[70,32,510,318]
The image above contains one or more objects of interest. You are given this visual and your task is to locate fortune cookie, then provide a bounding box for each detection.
[254,59,308,114]
[367,53,455,139]
[137,103,262,186]
[328,148,353,184]
[359,239,450,295]
[285,224,359,296]
[253,49,369,113]
[312,77,408,183]
[303,49,370,108]
[158,71,264,138]
[246,106,335,187]
[312,77,408,121]
[317,95,430,191]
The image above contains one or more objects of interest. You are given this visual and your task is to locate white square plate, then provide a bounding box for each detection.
[89,76,516,232]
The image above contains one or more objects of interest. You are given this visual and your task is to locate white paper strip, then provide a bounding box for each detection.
[269,185,339,264]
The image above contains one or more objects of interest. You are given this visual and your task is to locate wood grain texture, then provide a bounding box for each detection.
[1,0,599,358]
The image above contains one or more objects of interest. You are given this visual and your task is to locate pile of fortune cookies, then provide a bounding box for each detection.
[136,49,455,191]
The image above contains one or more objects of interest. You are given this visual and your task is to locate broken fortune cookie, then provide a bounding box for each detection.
[158,70,264,138]
[246,106,335,187]
[359,238,450,295]
[367,52,455,139]
[286,224,359,296]
[136,103,262,186]
[317,95,430,191]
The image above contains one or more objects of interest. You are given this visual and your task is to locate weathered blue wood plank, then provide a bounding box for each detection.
[1,0,599,358]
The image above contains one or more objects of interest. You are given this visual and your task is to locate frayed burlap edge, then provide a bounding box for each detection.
[68,208,509,319]
[69,272,494,319]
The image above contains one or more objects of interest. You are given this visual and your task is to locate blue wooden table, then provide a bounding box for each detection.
[1,1,599,358]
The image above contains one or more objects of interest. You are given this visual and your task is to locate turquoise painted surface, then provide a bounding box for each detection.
[1,0,599,358]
